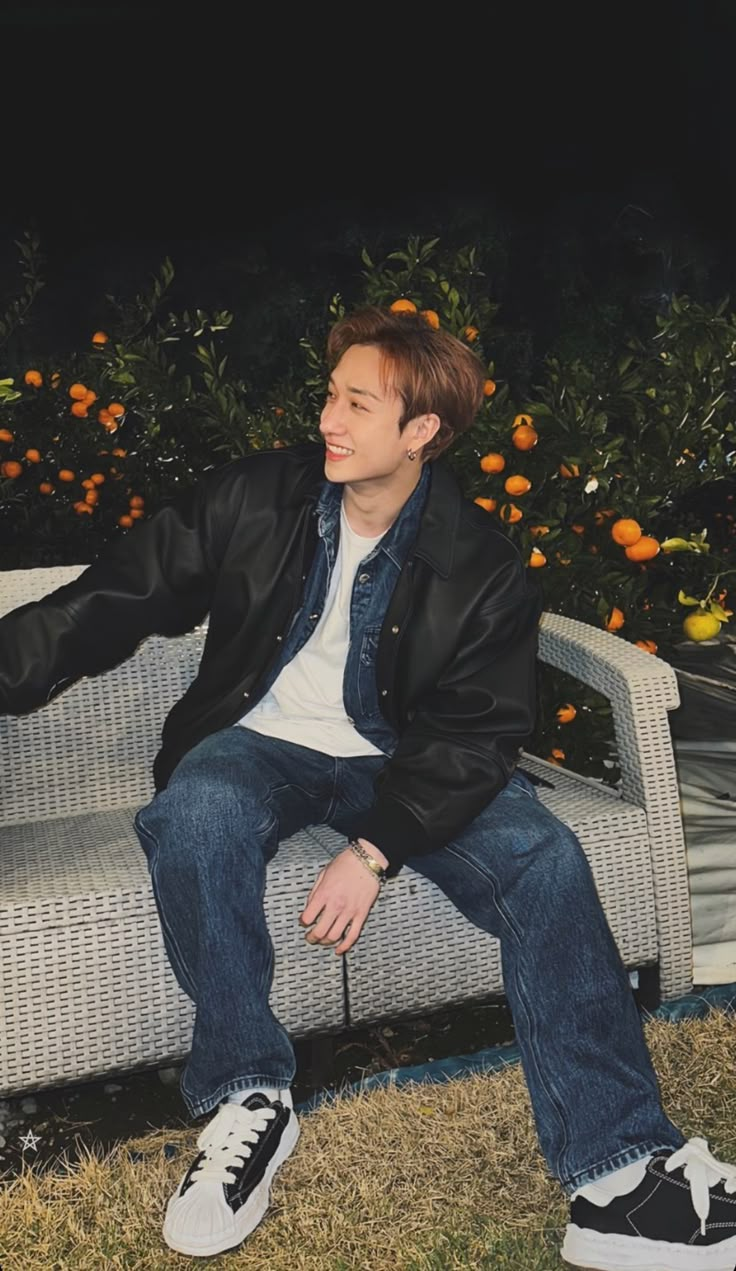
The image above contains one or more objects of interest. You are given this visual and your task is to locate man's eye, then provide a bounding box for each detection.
[352,401,366,410]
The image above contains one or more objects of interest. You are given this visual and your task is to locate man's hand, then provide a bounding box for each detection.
[299,846,386,956]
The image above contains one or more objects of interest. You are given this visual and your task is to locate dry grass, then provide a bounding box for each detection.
[1,1009,735,1270]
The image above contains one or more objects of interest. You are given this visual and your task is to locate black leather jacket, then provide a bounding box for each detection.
[0,443,543,877]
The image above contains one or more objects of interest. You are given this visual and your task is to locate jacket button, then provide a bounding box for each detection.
[309,612,319,621]
[391,625,399,634]
[358,573,370,583]
[243,691,250,699]
[380,689,388,697]
[276,635,283,642]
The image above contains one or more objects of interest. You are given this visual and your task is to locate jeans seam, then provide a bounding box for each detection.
[444,842,572,1181]
[562,1138,686,1194]
[134,812,199,1002]
[182,1073,295,1118]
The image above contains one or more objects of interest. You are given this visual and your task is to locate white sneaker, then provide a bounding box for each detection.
[163,1089,299,1257]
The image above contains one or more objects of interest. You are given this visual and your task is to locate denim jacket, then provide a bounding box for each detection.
[248,464,431,757]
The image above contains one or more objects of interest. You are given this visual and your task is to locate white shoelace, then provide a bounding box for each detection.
[664,1136,736,1236]
[191,1102,278,1186]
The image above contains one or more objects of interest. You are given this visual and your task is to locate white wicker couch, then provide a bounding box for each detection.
[0,566,693,1098]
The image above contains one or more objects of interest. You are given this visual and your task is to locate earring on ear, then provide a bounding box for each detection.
[407,448,417,461]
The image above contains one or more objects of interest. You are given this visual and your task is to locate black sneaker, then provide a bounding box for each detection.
[562,1136,736,1270]
[163,1089,300,1257]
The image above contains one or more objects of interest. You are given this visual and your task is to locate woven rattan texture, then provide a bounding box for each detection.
[0,569,694,1093]
[0,813,345,1095]
[538,612,692,1000]
[308,757,659,1028]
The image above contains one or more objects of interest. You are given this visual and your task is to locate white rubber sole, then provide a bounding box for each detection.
[561,1222,736,1270]
[163,1112,300,1257]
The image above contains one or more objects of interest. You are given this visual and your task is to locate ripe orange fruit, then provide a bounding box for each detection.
[1,460,22,478]
[504,474,532,496]
[464,325,479,342]
[529,524,550,537]
[483,379,496,397]
[389,298,417,313]
[129,507,145,519]
[82,478,95,490]
[500,502,523,523]
[84,489,99,506]
[273,407,285,416]
[98,408,113,426]
[512,425,538,451]
[69,382,88,401]
[559,462,580,478]
[594,508,616,526]
[70,402,89,419]
[512,414,533,429]
[605,606,625,632]
[529,548,547,567]
[24,369,43,388]
[73,501,93,515]
[90,472,105,485]
[129,494,145,509]
[118,514,134,528]
[58,469,76,482]
[610,518,642,546]
[556,703,577,723]
[474,497,497,512]
[91,330,109,345]
[571,523,585,535]
[0,428,15,442]
[480,452,505,473]
[24,448,41,463]
[111,447,127,457]
[83,389,97,406]
[624,535,660,561]
[635,639,658,654]
[420,309,440,329]
[107,402,125,419]
[39,482,54,495]
[550,747,566,762]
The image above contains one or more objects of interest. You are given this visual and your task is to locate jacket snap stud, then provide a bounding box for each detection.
[309,613,319,621]
[243,691,250,699]
[381,689,388,697]
[391,625,399,634]
[358,573,370,583]
[276,635,283,642]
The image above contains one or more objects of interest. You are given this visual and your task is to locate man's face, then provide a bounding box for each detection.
[319,344,411,484]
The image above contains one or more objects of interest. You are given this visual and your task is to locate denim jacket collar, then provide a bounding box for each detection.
[315,462,431,571]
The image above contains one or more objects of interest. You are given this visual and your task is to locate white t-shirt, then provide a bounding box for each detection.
[238,501,386,756]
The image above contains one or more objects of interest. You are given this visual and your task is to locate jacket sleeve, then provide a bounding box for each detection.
[0,472,225,716]
[355,563,543,879]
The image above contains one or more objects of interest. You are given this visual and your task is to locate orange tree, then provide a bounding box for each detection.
[0,236,289,565]
[291,239,736,779]
[2,232,735,782]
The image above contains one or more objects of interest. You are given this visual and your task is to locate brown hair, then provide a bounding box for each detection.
[325,305,486,461]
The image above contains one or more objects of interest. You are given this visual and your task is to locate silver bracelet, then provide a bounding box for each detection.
[348,838,387,887]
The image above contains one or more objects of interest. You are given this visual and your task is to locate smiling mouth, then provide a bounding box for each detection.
[325,444,354,456]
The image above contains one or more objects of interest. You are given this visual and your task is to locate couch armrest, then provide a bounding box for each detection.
[537,610,692,1000]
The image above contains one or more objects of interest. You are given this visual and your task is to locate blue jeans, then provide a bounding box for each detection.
[133,725,685,1195]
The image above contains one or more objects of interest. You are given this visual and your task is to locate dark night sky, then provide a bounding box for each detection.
[2,3,736,340]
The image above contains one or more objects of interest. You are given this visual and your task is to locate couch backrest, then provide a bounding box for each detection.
[0,567,206,826]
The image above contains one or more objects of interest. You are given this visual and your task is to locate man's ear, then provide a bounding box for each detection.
[412,413,441,450]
